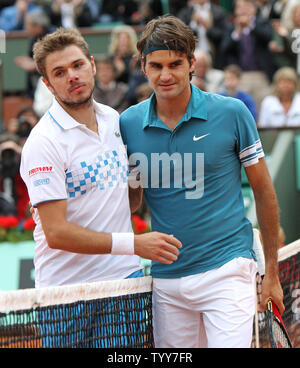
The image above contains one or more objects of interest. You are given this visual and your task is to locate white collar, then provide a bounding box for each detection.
[48,98,103,131]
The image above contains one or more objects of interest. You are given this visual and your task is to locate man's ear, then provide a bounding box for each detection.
[190,56,195,74]
[141,57,146,75]
[91,56,96,76]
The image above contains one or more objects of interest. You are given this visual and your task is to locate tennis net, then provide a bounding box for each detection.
[0,276,154,348]
[253,239,300,348]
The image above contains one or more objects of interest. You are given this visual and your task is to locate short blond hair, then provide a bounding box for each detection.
[33,28,91,80]
[273,67,299,97]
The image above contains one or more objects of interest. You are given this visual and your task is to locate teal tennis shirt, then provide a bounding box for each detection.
[120,84,263,278]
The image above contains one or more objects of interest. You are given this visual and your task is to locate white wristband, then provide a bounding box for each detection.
[111,232,135,255]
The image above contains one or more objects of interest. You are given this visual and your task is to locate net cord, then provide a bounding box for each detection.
[0,276,152,312]
[278,239,300,262]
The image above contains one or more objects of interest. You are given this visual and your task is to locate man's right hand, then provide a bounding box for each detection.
[134,232,182,264]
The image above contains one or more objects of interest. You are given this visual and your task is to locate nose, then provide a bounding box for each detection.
[67,68,79,83]
[160,67,172,82]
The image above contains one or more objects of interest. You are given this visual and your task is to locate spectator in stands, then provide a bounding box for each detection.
[0,133,29,219]
[130,0,163,26]
[43,0,93,28]
[14,9,51,98]
[169,0,189,16]
[98,0,138,24]
[256,0,286,20]
[126,55,148,105]
[108,25,138,84]
[280,0,300,31]
[136,82,153,102]
[259,66,300,128]
[0,0,40,32]
[268,3,300,70]
[16,105,38,140]
[0,1,12,12]
[221,0,277,109]
[191,50,224,93]
[93,55,130,113]
[218,64,257,121]
[178,0,229,69]
[85,0,102,23]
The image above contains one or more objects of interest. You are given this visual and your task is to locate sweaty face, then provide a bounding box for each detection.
[43,45,96,109]
[143,50,194,102]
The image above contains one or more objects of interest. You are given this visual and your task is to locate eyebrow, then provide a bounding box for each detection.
[148,59,184,68]
[51,58,85,73]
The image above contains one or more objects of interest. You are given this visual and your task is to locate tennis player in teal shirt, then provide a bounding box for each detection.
[120,15,284,348]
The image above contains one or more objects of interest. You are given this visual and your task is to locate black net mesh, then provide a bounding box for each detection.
[0,279,154,348]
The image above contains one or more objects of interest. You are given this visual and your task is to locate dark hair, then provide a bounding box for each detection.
[137,15,197,64]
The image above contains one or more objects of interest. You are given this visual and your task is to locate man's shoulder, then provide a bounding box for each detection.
[22,113,61,153]
[204,91,251,121]
[205,90,243,109]
[120,99,149,124]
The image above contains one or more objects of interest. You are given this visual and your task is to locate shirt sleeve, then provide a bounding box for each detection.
[235,99,265,168]
[20,134,68,207]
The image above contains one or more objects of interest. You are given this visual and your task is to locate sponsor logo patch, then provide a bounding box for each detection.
[29,166,54,177]
[33,178,50,187]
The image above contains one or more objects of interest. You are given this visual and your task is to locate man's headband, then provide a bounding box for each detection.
[142,43,171,56]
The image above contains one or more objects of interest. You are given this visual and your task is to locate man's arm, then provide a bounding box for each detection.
[37,199,181,264]
[129,186,143,213]
[245,158,284,314]
[128,166,143,213]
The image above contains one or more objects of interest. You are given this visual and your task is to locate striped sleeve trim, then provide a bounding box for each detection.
[239,140,264,167]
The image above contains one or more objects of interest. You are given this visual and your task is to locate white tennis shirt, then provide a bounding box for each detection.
[20,99,142,288]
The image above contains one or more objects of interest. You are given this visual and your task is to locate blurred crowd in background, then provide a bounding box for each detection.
[0,0,300,228]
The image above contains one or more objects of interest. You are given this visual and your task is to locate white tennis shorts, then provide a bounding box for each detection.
[152,257,257,348]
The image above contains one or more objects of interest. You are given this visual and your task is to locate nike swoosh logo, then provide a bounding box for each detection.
[193,133,210,141]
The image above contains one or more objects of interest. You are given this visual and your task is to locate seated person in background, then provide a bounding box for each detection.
[178,0,229,70]
[93,55,130,114]
[108,25,138,84]
[191,49,224,93]
[259,66,300,128]
[268,3,300,70]
[221,0,277,109]
[0,0,40,32]
[126,55,148,105]
[218,64,257,121]
[43,0,93,28]
[130,0,163,26]
[14,9,51,98]
[4,106,38,145]
[98,0,138,25]
[0,133,29,219]
[136,82,154,103]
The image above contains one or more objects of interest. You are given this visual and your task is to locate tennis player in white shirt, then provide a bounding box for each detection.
[20,27,182,289]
